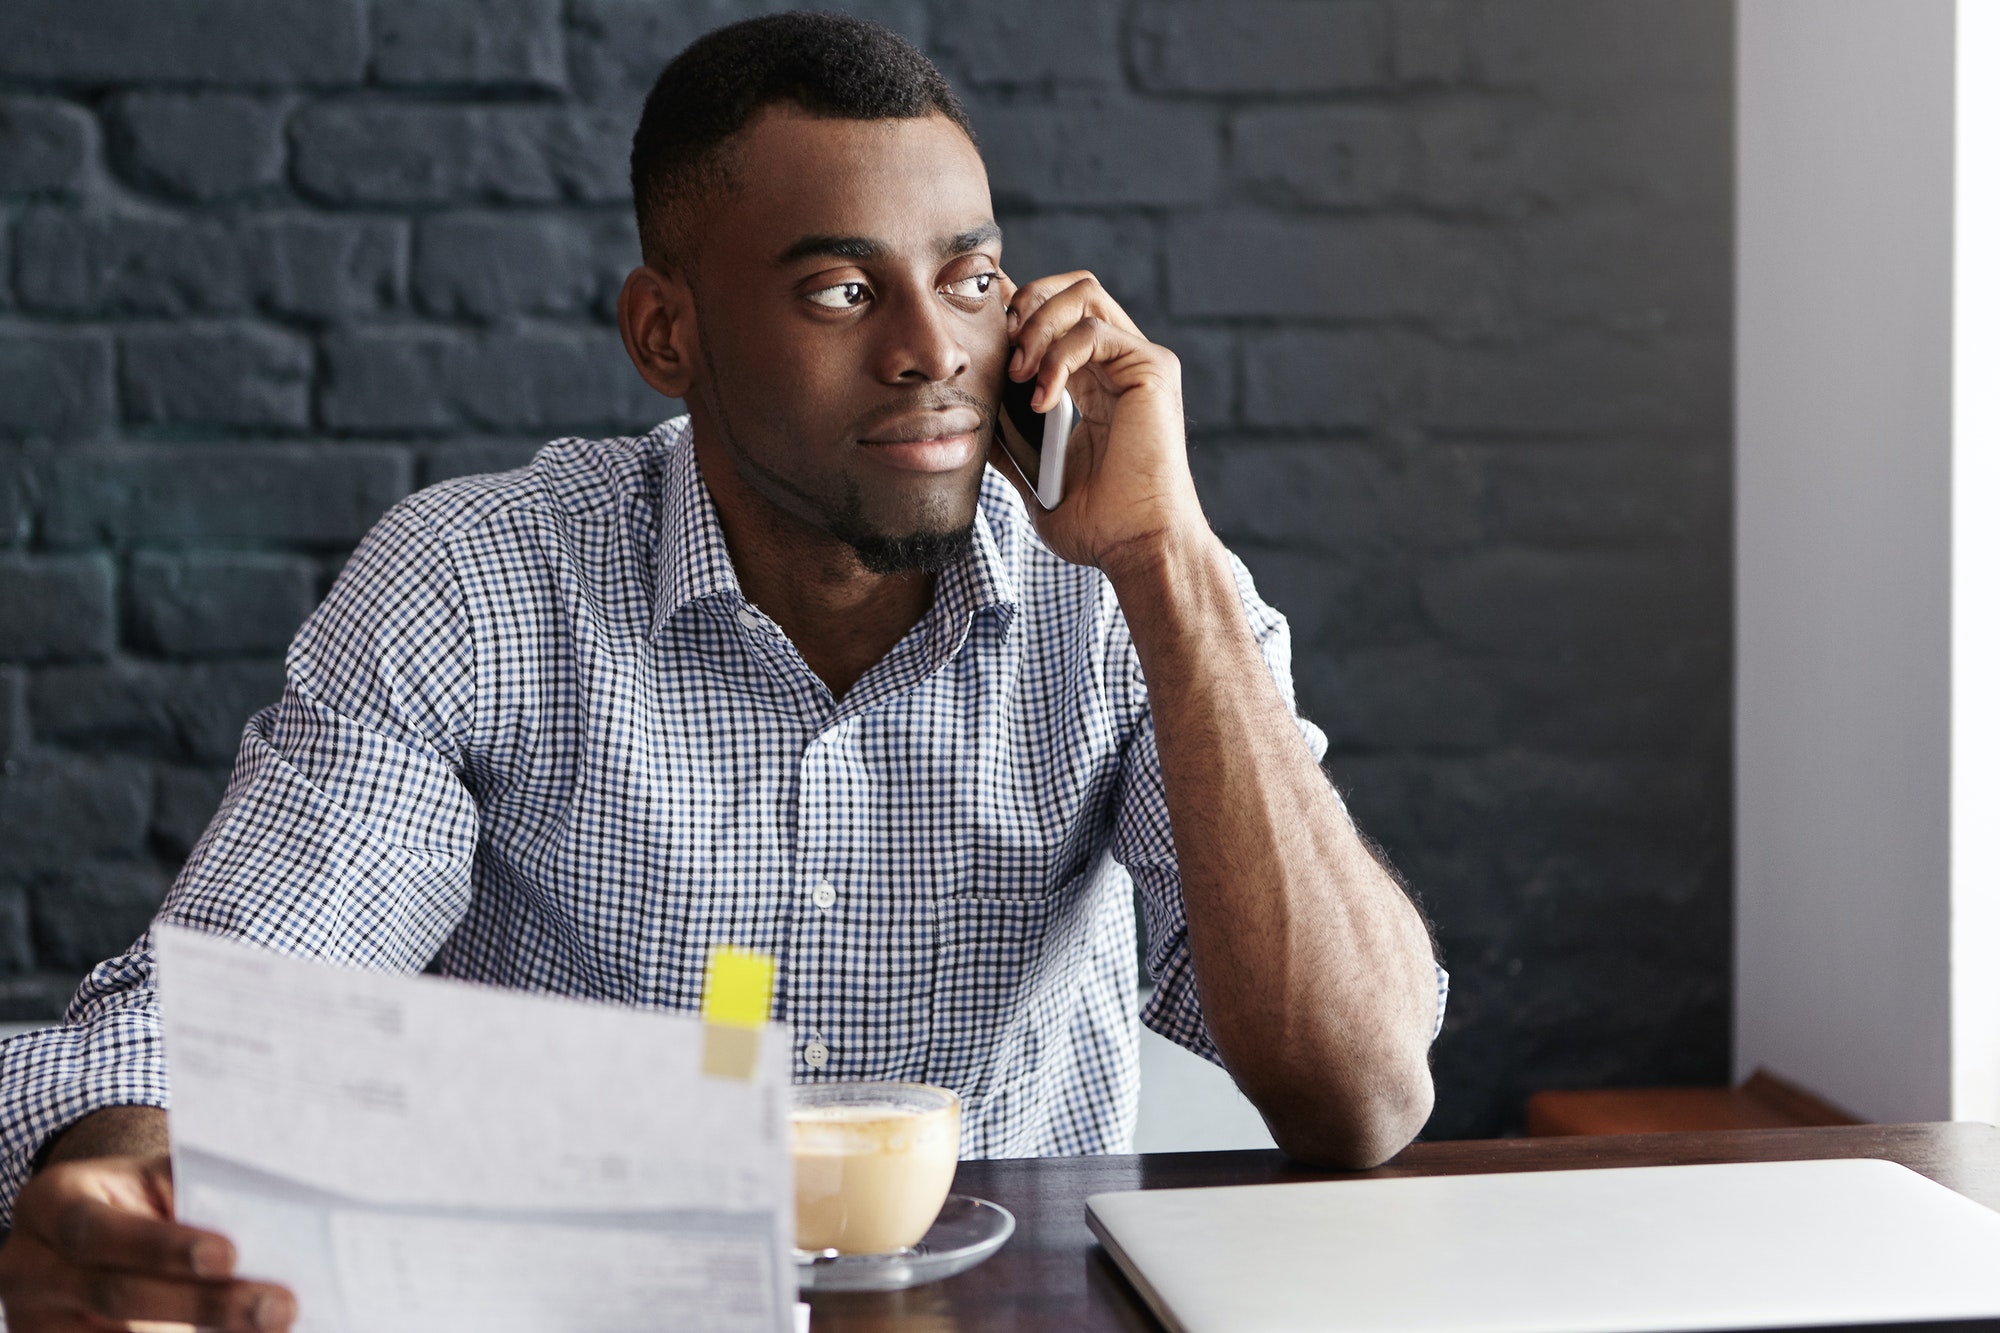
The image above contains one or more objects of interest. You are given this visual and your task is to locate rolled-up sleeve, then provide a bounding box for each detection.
[0,504,483,1225]
[1108,550,1448,1067]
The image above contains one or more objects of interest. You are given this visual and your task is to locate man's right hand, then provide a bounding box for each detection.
[0,1111,296,1332]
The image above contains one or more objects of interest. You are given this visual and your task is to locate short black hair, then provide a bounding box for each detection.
[630,11,974,274]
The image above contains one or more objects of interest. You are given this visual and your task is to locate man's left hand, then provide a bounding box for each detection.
[995,272,1208,576]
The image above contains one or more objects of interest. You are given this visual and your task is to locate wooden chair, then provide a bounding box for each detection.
[1525,1067,1862,1136]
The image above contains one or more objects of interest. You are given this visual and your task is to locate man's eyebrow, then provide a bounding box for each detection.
[943,223,1003,257]
[775,224,1003,268]
[776,234,886,266]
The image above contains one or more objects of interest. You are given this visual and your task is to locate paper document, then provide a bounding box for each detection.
[157,925,796,1333]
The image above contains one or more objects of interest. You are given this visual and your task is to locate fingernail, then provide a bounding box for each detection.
[1008,348,1023,376]
[251,1292,288,1333]
[191,1237,231,1278]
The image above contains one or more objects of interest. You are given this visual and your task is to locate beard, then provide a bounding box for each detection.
[821,474,977,574]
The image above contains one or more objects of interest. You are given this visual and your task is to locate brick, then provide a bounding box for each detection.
[16,211,403,320]
[1241,329,1406,431]
[1417,336,1721,437]
[31,659,284,765]
[1410,104,1565,218]
[412,214,605,321]
[1227,546,1422,658]
[977,100,1220,209]
[1463,0,1729,102]
[15,211,254,316]
[127,552,316,658]
[44,445,411,548]
[992,214,1159,318]
[0,971,89,1019]
[1516,207,1727,332]
[1152,323,1234,434]
[31,860,169,970]
[1193,440,1479,554]
[564,0,930,107]
[0,753,151,880]
[0,0,366,85]
[1566,92,1731,219]
[0,447,31,546]
[0,555,114,664]
[322,327,664,433]
[1418,549,1703,657]
[933,0,1121,87]
[0,98,94,197]
[120,325,313,430]
[0,669,22,755]
[151,764,230,861]
[1392,0,1465,83]
[419,439,549,488]
[1484,622,1727,754]
[1167,215,1494,321]
[0,886,29,974]
[1475,444,1719,546]
[250,216,407,321]
[1129,0,1391,94]
[108,94,288,201]
[0,332,113,440]
[1316,644,1502,751]
[291,105,628,206]
[1230,108,1404,210]
[373,0,566,89]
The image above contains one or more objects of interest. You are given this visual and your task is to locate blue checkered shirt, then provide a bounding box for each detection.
[0,417,1444,1226]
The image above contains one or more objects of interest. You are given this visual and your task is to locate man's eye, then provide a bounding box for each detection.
[942,272,997,300]
[805,282,870,309]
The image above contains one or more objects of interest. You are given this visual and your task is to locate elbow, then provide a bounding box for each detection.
[1261,1058,1435,1171]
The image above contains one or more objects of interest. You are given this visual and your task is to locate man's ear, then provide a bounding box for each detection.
[617,265,699,401]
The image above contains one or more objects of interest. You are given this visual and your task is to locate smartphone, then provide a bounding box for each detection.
[996,371,1076,509]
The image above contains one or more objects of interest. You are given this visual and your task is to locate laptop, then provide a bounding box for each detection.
[1086,1158,2000,1333]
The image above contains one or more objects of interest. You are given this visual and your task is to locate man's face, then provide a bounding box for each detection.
[681,108,1007,572]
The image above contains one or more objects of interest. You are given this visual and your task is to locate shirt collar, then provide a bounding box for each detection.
[647,417,1020,643]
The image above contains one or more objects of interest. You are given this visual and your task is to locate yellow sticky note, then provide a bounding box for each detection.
[700,946,774,1081]
[701,945,775,1030]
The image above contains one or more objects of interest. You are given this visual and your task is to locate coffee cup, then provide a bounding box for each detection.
[790,1081,960,1254]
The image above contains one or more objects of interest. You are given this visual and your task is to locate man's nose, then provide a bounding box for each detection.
[877,293,971,384]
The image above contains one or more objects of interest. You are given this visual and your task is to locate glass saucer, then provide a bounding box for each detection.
[795,1194,1015,1292]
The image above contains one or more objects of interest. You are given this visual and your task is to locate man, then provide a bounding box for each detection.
[0,13,1443,1331]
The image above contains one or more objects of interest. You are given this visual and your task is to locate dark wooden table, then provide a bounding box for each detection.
[804,1122,2000,1331]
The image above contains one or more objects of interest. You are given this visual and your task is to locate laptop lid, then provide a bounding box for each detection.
[1086,1158,2000,1333]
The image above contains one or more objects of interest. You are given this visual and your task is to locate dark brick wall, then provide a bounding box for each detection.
[0,0,1731,1138]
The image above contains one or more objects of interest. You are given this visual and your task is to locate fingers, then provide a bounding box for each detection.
[72,1269,293,1332]
[1029,316,1178,415]
[0,1155,298,1333]
[24,1170,231,1282]
[1007,272,1143,383]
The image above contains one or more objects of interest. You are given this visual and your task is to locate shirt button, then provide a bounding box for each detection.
[811,880,837,910]
[803,1040,830,1069]
[735,606,763,632]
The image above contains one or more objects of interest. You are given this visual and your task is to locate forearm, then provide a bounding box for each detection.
[40,1107,168,1169]
[1106,529,1439,1167]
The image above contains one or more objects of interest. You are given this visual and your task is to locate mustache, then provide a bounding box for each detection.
[850,388,994,440]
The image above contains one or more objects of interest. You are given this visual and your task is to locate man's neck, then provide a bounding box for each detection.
[691,429,936,702]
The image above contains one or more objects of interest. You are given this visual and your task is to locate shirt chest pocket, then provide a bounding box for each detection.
[952,752,1117,902]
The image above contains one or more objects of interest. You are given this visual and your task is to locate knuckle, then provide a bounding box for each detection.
[83,1271,129,1318]
[199,1282,246,1329]
[49,1199,96,1259]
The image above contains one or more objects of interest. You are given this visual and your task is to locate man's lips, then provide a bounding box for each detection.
[858,410,986,473]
